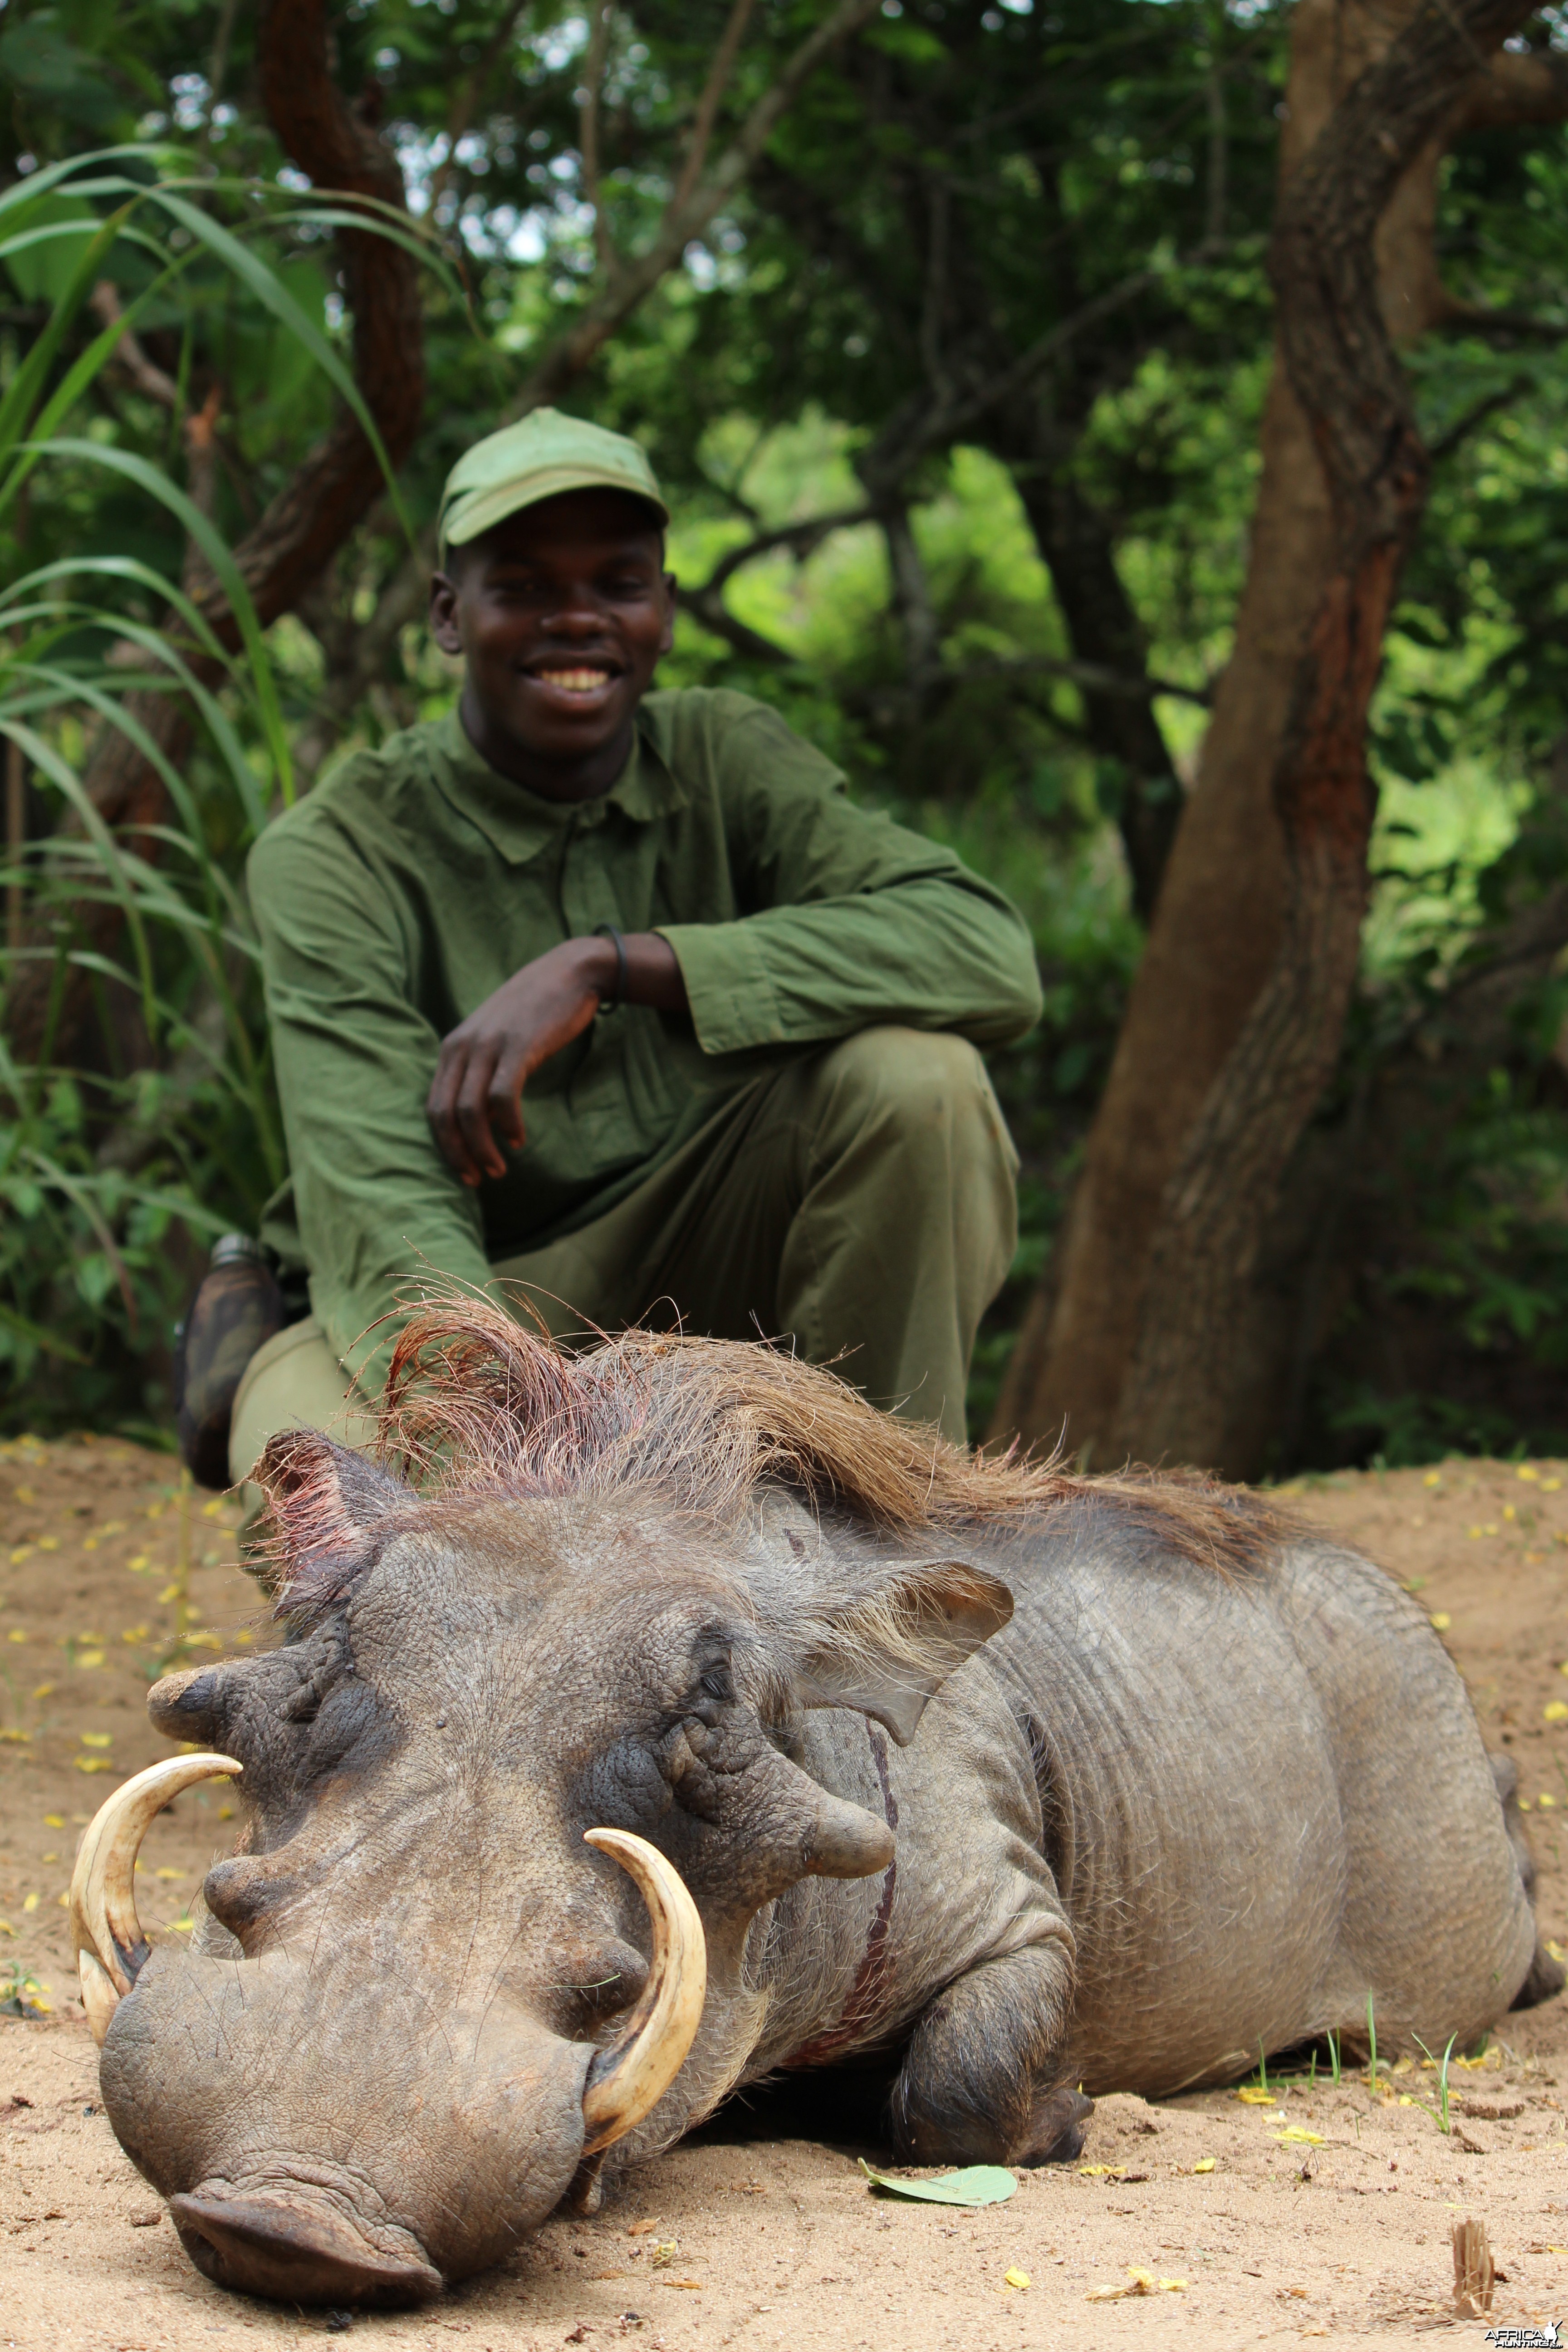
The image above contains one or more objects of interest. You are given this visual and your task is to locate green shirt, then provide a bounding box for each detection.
[248,689,1042,1388]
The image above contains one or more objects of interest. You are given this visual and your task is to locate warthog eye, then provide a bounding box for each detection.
[699,1662,734,1704]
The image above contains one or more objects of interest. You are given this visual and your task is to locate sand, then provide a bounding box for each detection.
[5,1437,1568,2348]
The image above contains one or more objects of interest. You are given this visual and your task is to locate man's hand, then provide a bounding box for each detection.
[427,933,686,1185]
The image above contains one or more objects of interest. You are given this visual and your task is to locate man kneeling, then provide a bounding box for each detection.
[223,411,1041,1481]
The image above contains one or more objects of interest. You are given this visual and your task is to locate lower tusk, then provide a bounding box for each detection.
[580,1829,707,2156]
[70,1753,242,2047]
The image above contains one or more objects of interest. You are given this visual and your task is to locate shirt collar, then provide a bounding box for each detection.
[428,705,688,867]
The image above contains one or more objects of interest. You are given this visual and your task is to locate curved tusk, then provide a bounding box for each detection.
[70,1753,242,2047]
[579,1829,707,2156]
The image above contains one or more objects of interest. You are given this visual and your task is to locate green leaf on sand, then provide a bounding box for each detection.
[858,2159,1017,2207]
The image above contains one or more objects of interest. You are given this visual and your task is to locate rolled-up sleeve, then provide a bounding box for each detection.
[248,814,491,1392]
[656,706,1043,1054]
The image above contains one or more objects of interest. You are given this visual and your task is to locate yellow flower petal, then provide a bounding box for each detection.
[75,1650,104,1669]
[74,1756,113,1774]
[1272,2127,1325,2145]
[1235,2087,1277,2103]
[1004,2269,1030,2290]
[1192,2158,1215,2174]
[22,1892,39,1913]
[43,1814,63,1828]
[1430,1612,1452,1632]
[1546,1702,1568,1723]
[1519,1465,1540,1482]
[1423,1470,1442,1487]
[78,1731,112,1748]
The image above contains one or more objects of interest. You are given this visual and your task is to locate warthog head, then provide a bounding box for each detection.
[74,1312,1017,2308]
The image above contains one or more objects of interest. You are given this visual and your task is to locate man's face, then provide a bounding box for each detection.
[430,488,676,786]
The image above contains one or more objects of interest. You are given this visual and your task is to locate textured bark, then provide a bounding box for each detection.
[991,0,1555,1464]
[1107,0,1537,1471]
[8,0,425,1063]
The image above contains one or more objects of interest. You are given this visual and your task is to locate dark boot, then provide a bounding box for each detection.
[173,1237,284,1490]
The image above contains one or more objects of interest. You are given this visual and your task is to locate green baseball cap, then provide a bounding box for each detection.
[436,408,669,560]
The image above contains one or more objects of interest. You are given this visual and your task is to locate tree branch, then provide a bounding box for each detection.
[428,0,530,218]
[1455,42,1568,128]
[1428,375,1530,461]
[1433,301,1568,341]
[579,0,619,282]
[670,0,757,218]
[515,0,886,412]
[696,503,874,594]
[946,652,1213,707]
[681,588,795,665]
[88,280,179,410]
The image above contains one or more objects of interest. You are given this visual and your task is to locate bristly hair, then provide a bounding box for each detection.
[366,1294,1284,1578]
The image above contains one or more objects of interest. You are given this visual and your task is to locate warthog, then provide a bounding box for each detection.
[73,1304,1557,2308]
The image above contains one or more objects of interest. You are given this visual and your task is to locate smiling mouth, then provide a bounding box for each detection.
[531,665,619,696]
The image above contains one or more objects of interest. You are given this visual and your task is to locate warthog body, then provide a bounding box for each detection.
[92,1307,1554,2307]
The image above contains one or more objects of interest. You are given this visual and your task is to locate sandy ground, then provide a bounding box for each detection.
[6,1441,1568,2347]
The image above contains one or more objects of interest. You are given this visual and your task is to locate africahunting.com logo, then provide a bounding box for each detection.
[1484,2327,1563,2349]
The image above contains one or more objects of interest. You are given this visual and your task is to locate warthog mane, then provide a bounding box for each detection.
[251,1293,1284,1623]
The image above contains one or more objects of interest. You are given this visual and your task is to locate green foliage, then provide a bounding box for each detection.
[0,129,441,1434]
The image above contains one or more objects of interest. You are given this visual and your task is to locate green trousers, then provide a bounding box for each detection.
[229,1024,1018,1483]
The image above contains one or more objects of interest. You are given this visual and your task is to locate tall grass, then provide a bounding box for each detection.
[0,147,440,1436]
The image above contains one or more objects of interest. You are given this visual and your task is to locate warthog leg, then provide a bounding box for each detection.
[886,1940,1084,2167]
[1492,1753,1568,2012]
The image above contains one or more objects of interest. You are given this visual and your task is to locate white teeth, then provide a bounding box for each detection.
[537,668,611,691]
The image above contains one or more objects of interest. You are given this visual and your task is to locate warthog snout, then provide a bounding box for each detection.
[170,2183,442,2307]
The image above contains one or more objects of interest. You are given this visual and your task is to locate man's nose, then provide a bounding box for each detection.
[538,597,612,634]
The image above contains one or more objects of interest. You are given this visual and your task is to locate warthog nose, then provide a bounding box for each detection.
[170,2188,442,2308]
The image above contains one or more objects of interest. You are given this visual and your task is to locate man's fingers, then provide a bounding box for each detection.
[427,1039,484,1185]
[454,1039,510,1180]
[486,1045,530,1152]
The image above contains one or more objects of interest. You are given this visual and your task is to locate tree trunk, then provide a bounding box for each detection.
[1008,467,1182,924]
[1110,0,1535,1471]
[990,0,1543,1467]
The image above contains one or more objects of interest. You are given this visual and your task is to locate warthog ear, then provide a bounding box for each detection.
[795,1560,1014,1746]
[253,1428,413,1615]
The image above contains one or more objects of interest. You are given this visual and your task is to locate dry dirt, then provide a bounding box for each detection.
[6,1440,1568,2349]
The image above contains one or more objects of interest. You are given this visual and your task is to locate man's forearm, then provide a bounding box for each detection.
[581,929,689,1013]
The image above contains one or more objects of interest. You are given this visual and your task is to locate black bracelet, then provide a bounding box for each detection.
[591,923,627,1015]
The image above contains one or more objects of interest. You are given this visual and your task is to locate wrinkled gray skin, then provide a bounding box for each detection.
[98,1458,1553,2309]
